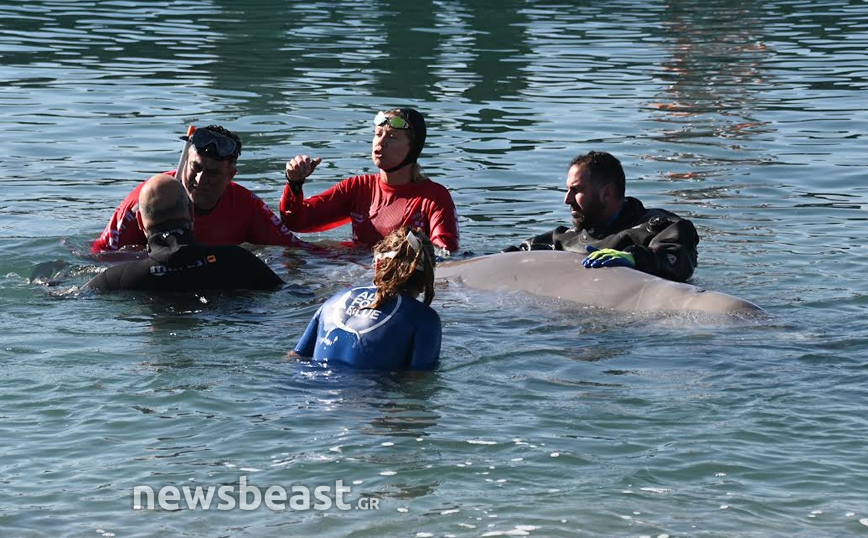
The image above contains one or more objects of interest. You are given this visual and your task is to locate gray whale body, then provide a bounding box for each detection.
[436,250,762,315]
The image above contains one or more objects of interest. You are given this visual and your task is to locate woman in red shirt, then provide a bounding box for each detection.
[279,108,459,253]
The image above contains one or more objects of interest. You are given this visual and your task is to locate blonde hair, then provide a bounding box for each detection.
[369,227,436,308]
[410,162,428,183]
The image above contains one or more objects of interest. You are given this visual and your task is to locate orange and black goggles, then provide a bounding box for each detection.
[374,111,411,130]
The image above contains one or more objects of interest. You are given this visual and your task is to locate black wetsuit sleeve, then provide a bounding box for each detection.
[236,249,284,290]
[84,264,138,292]
[625,218,699,282]
[84,271,110,291]
[502,227,567,252]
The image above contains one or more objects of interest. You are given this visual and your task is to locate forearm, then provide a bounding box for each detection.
[279,182,351,234]
[630,220,699,282]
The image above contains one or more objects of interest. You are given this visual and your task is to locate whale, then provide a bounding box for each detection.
[435,250,763,315]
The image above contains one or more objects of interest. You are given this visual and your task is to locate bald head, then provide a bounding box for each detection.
[137,174,192,232]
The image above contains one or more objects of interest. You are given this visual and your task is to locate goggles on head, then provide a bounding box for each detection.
[374,111,410,130]
[187,129,239,160]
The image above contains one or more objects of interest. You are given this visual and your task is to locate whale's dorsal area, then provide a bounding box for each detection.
[435,250,763,315]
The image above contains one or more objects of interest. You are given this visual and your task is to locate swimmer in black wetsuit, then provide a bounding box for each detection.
[86,174,283,292]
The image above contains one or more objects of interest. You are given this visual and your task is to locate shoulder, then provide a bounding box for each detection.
[323,285,363,306]
[87,259,150,291]
[408,179,454,207]
[221,183,273,213]
[344,174,379,187]
[225,181,256,198]
[625,197,685,222]
[116,178,150,206]
[402,295,440,321]
[207,243,262,260]
[419,179,451,196]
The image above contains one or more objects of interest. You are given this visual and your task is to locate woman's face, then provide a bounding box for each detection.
[371,117,412,171]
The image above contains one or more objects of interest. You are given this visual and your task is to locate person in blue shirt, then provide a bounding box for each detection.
[293,226,441,371]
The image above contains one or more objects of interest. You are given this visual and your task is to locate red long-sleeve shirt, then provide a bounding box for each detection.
[91,172,299,253]
[279,174,459,252]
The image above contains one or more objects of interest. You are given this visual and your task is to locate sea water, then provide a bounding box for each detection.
[1,1,867,536]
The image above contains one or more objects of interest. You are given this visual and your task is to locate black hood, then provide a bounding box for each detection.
[383,108,427,173]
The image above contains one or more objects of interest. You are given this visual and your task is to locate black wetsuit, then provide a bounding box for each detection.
[504,197,699,282]
[86,225,284,292]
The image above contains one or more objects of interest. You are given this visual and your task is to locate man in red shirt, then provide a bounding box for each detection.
[92,125,300,254]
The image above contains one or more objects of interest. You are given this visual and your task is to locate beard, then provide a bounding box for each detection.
[571,212,585,229]
[571,199,606,230]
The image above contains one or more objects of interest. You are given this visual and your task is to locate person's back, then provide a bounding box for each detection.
[295,285,440,370]
[293,227,441,371]
[86,228,283,292]
[86,175,283,292]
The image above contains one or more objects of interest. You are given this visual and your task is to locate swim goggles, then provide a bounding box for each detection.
[186,129,239,160]
[374,111,410,130]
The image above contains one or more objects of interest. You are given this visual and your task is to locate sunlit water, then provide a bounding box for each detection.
[1,1,868,537]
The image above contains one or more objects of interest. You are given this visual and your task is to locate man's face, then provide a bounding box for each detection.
[564,164,607,229]
[180,148,235,211]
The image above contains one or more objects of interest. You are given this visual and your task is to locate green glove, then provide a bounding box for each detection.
[583,246,635,269]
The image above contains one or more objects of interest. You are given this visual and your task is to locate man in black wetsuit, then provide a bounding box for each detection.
[86,174,283,292]
[504,151,699,282]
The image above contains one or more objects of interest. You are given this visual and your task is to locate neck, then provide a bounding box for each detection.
[193,202,217,216]
[146,219,193,238]
[379,165,413,186]
[603,199,626,228]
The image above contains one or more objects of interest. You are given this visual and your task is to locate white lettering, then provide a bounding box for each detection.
[313,485,332,510]
[334,480,351,510]
[217,485,236,510]
[132,486,154,510]
[130,478,372,512]
[349,291,375,308]
[346,306,381,319]
[239,476,261,510]
[289,485,310,510]
[183,485,216,510]
[264,486,287,510]
[158,486,180,510]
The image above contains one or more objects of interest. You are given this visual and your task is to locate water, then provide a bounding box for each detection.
[2,0,868,536]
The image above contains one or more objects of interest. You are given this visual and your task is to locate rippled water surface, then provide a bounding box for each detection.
[2,1,868,537]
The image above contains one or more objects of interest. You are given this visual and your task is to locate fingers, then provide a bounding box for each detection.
[583,252,632,269]
[285,155,323,182]
[583,252,613,268]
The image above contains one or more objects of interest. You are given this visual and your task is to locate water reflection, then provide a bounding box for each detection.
[647,1,775,184]
[282,360,442,437]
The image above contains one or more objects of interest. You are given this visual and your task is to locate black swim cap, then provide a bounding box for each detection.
[383,108,426,173]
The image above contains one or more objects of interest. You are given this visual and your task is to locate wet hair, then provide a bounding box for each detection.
[368,226,436,308]
[569,151,626,199]
[382,108,428,181]
[200,124,243,163]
